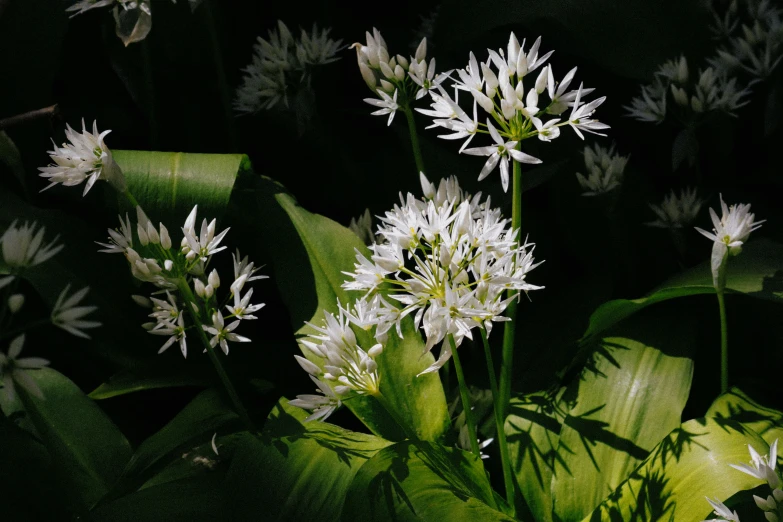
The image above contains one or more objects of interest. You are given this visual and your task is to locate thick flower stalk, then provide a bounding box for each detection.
[289,305,383,422]
[647,187,705,228]
[99,205,266,358]
[417,32,608,191]
[575,143,629,196]
[695,195,763,393]
[38,120,127,197]
[626,56,751,123]
[342,173,543,374]
[235,20,343,113]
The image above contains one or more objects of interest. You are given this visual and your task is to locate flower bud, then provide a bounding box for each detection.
[131,294,152,308]
[194,278,207,298]
[137,223,149,246]
[368,343,383,357]
[415,37,427,62]
[164,259,174,271]
[535,66,548,94]
[208,269,220,289]
[294,355,321,376]
[146,221,160,244]
[7,294,24,313]
[160,224,172,249]
[334,385,351,395]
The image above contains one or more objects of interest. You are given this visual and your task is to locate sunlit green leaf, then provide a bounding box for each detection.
[707,387,783,446]
[583,418,768,522]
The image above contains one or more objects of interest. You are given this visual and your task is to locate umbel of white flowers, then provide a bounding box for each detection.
[416,32,609,192]
[353,28,451,126]
[695,194,764,288]
[235,20,343,113]
[575,143,629,196]
[647,187,705,229]
[703,439,782,522]
[342,172,543,374]
[98,205,266,357]
[38,120,126,196]
[0,221,101,339]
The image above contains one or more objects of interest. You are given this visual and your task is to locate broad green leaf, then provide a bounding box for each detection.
[106,389,241,499]
[15,368,133,509]
[90,474,227,522]
[581,239,783,341]
[707,387,783,446]
[231,174,451,442]
[551,319,695,522]
[113,150,249,219]
[506,388,569,522]
[583,418,768,522]
[342,440,514,521]
[223,399,392,521]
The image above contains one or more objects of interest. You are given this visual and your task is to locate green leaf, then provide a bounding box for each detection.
[581,239,783,341]
[106,388,242,499]
[231,174,451,442]
[88,358,214,399]
[113,150,250,219]
[14,368,132,509]
[0,130,27,192]
[707,387,783,446]
[223,399,392,521]
[551,317,695,522]
[583,417,768,522]
[342,440,515,521]
[90,474,227,522]
[506,388,568,522]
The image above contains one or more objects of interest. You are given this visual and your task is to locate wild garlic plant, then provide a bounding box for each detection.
[38,120,266,429]
[235,20,343,113]
[695,195,763,393]
[703,440,782,522]
[575,143,629,197]
[0,221,101,403]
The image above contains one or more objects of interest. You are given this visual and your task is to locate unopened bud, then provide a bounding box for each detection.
[7,294,24,313]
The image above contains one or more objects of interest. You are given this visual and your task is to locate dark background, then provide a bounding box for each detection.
[1,0,782,462]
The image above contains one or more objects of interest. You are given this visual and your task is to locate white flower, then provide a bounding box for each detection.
[695,195,764,286]
[38,120,122,196]
[51,284,102,339]
[202,311,250,355]
[146,292,188,357]
[96,213,134,254]
[647,187,705,228]
[463,120,541,192]
[730,439,780,488]
[575,143,629,196]
[66,0,116,16]
[364,89,399,126]
[181,205,230,264]
[295,24,343,65]
[568,84,610,139]
[626,78,668,122]
[0,221,63,276]
[0,335,49,402]
[704,497,741,521]
[289,375,342,422]
[341,174,543,373]
[226,288,265,320]
[349,209,375,246]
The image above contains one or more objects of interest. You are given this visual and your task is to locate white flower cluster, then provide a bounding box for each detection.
[99,205,266,357]
[417,33,608,191]
[708,0,783,78]
[695,194,764,287]
[235,20,343,113]
[353,29,450,125]
[704,439,782,522]
[626,56,751,123]
[0,221,100,339]
[575,143,629,196]
[290,306,384,422]
[39,120,124,197]
[647,187,705,229]
[342,173,543,374]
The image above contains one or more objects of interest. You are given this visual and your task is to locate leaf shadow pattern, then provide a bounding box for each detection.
[365,446,415,521]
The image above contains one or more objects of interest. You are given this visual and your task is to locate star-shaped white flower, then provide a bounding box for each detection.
[51,284,101,339]
[0,335,49,402]
[202,311,250,355]
[462,120,541,192]
[364,89,399,126]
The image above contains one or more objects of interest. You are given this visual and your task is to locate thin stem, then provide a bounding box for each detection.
[480,328,515,513]
[0,104,59,130]
[177,280,254,431]
[404,107,426,175]
[0,318,50,342]
[498,155,523,415]
[717,289,729,394]
[448,333,481,458]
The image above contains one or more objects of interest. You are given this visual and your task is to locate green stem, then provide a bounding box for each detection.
[202,0,238,151]
[717,288,728,394]
[177,280,254,431]
[404,107,426,175]
[448,333,481,458]
[0,318,50,342]
[480,328,515,513]
[498,155,523,415]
